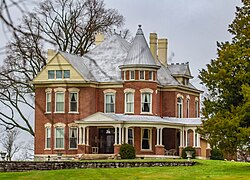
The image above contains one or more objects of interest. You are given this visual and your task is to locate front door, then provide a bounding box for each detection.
[99,128,115,154]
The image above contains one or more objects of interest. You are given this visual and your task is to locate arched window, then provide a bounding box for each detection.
[125,93,134,113]
[104,89,116,113]
[140,88,153,114]
[177,97,183,118]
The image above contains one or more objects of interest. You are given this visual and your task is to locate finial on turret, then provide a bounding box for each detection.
[138,24,142,28]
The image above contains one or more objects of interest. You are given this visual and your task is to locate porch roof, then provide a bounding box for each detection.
[75,112,202,126]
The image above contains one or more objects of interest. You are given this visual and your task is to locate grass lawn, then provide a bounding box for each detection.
[0,160,249,180]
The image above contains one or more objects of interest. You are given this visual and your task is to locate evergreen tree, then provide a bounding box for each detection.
[199,0,250,159]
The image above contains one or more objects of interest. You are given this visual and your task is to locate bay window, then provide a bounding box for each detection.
[141,93,152,113]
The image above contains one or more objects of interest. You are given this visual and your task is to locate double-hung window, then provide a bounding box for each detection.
[69,92,78,112]
[139,71,145,80]
[105,93,115,113]
[141,128,151,150]
[45,127,51,149]
[141,93,152,113]
[46,92,51,113]
[187,99,190,118]
[177,97,183,118]
[63,70,70,79]
[125,93,134,113]
[128,128,134,145]
[130,71,135,80]
[195,100,199,118]
[55,92,64,112]
[55,127,64,149]
[69,127,78,149]
[149,71,153,80]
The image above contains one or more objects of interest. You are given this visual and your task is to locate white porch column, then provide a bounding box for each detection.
[159,128,163,146]
[125,127,129,144]
[86,127,89,146]
[197,133,200,147]
[119,126,122,145]
[185,130,188,147]
[193,129,196,147]
[79,126,82,144]
[180,129,183,147]
[82,127,86,145]
[156,128,159,145]
[122,128,125,144]
[114,126,117,144]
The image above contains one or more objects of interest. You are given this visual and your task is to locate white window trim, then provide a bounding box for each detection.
[45,88,52,113]
[69,91,79,113]
[141,128,152,151]
[45,127,51,150]
[139,70,145,80]
[54,123,65,150]
[186,95,190,118]
[177,97,183,118]
[140,88,153,114]
[54,88,65,113]
[195,100,199,118]
[125,92,134,114]
[104,92,116,113]
[69,127,78,150]
[130,70,135,80]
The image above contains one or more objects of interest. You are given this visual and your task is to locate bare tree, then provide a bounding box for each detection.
[0,0,126,136]
[0,128,21,161]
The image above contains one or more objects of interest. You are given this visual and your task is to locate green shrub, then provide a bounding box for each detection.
[210,148,223,160]
[181,146,196,159]
[119,144,136,159]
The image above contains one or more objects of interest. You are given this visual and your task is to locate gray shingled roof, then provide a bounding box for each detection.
[122,25,158,67]
[56,27,198,91]
[168,63,192,77]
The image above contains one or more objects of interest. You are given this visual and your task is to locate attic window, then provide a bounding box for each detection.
[139,71,145,80]
[48,70,70,80]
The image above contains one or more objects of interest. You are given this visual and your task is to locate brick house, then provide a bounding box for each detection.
[33,25,210,160]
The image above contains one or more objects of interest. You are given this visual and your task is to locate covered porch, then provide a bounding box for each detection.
[75,112,202,157]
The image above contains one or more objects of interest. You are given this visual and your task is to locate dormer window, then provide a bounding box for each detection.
[130,71,135,80]
[139,71,145,80]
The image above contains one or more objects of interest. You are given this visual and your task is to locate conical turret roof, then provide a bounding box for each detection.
[120,25,160,69]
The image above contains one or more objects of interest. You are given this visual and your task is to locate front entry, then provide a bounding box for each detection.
[99,128,115,154]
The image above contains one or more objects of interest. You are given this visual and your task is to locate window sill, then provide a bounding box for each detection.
[45,112,51,114]
[141,149,153,152]
[69,148,78,150]
[54,112,65,114]
[140,112,153,115]
[44,148,51,150]
[54,148,65,150]
[124,112,134,115]
[68,112,79,114]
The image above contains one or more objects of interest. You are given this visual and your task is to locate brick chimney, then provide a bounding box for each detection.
[95,33,105,46]
[149,33,157,61]
[47,49,57,62]
[158,38,168,65]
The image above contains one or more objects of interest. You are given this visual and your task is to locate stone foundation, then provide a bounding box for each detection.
[0,161,196,172]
